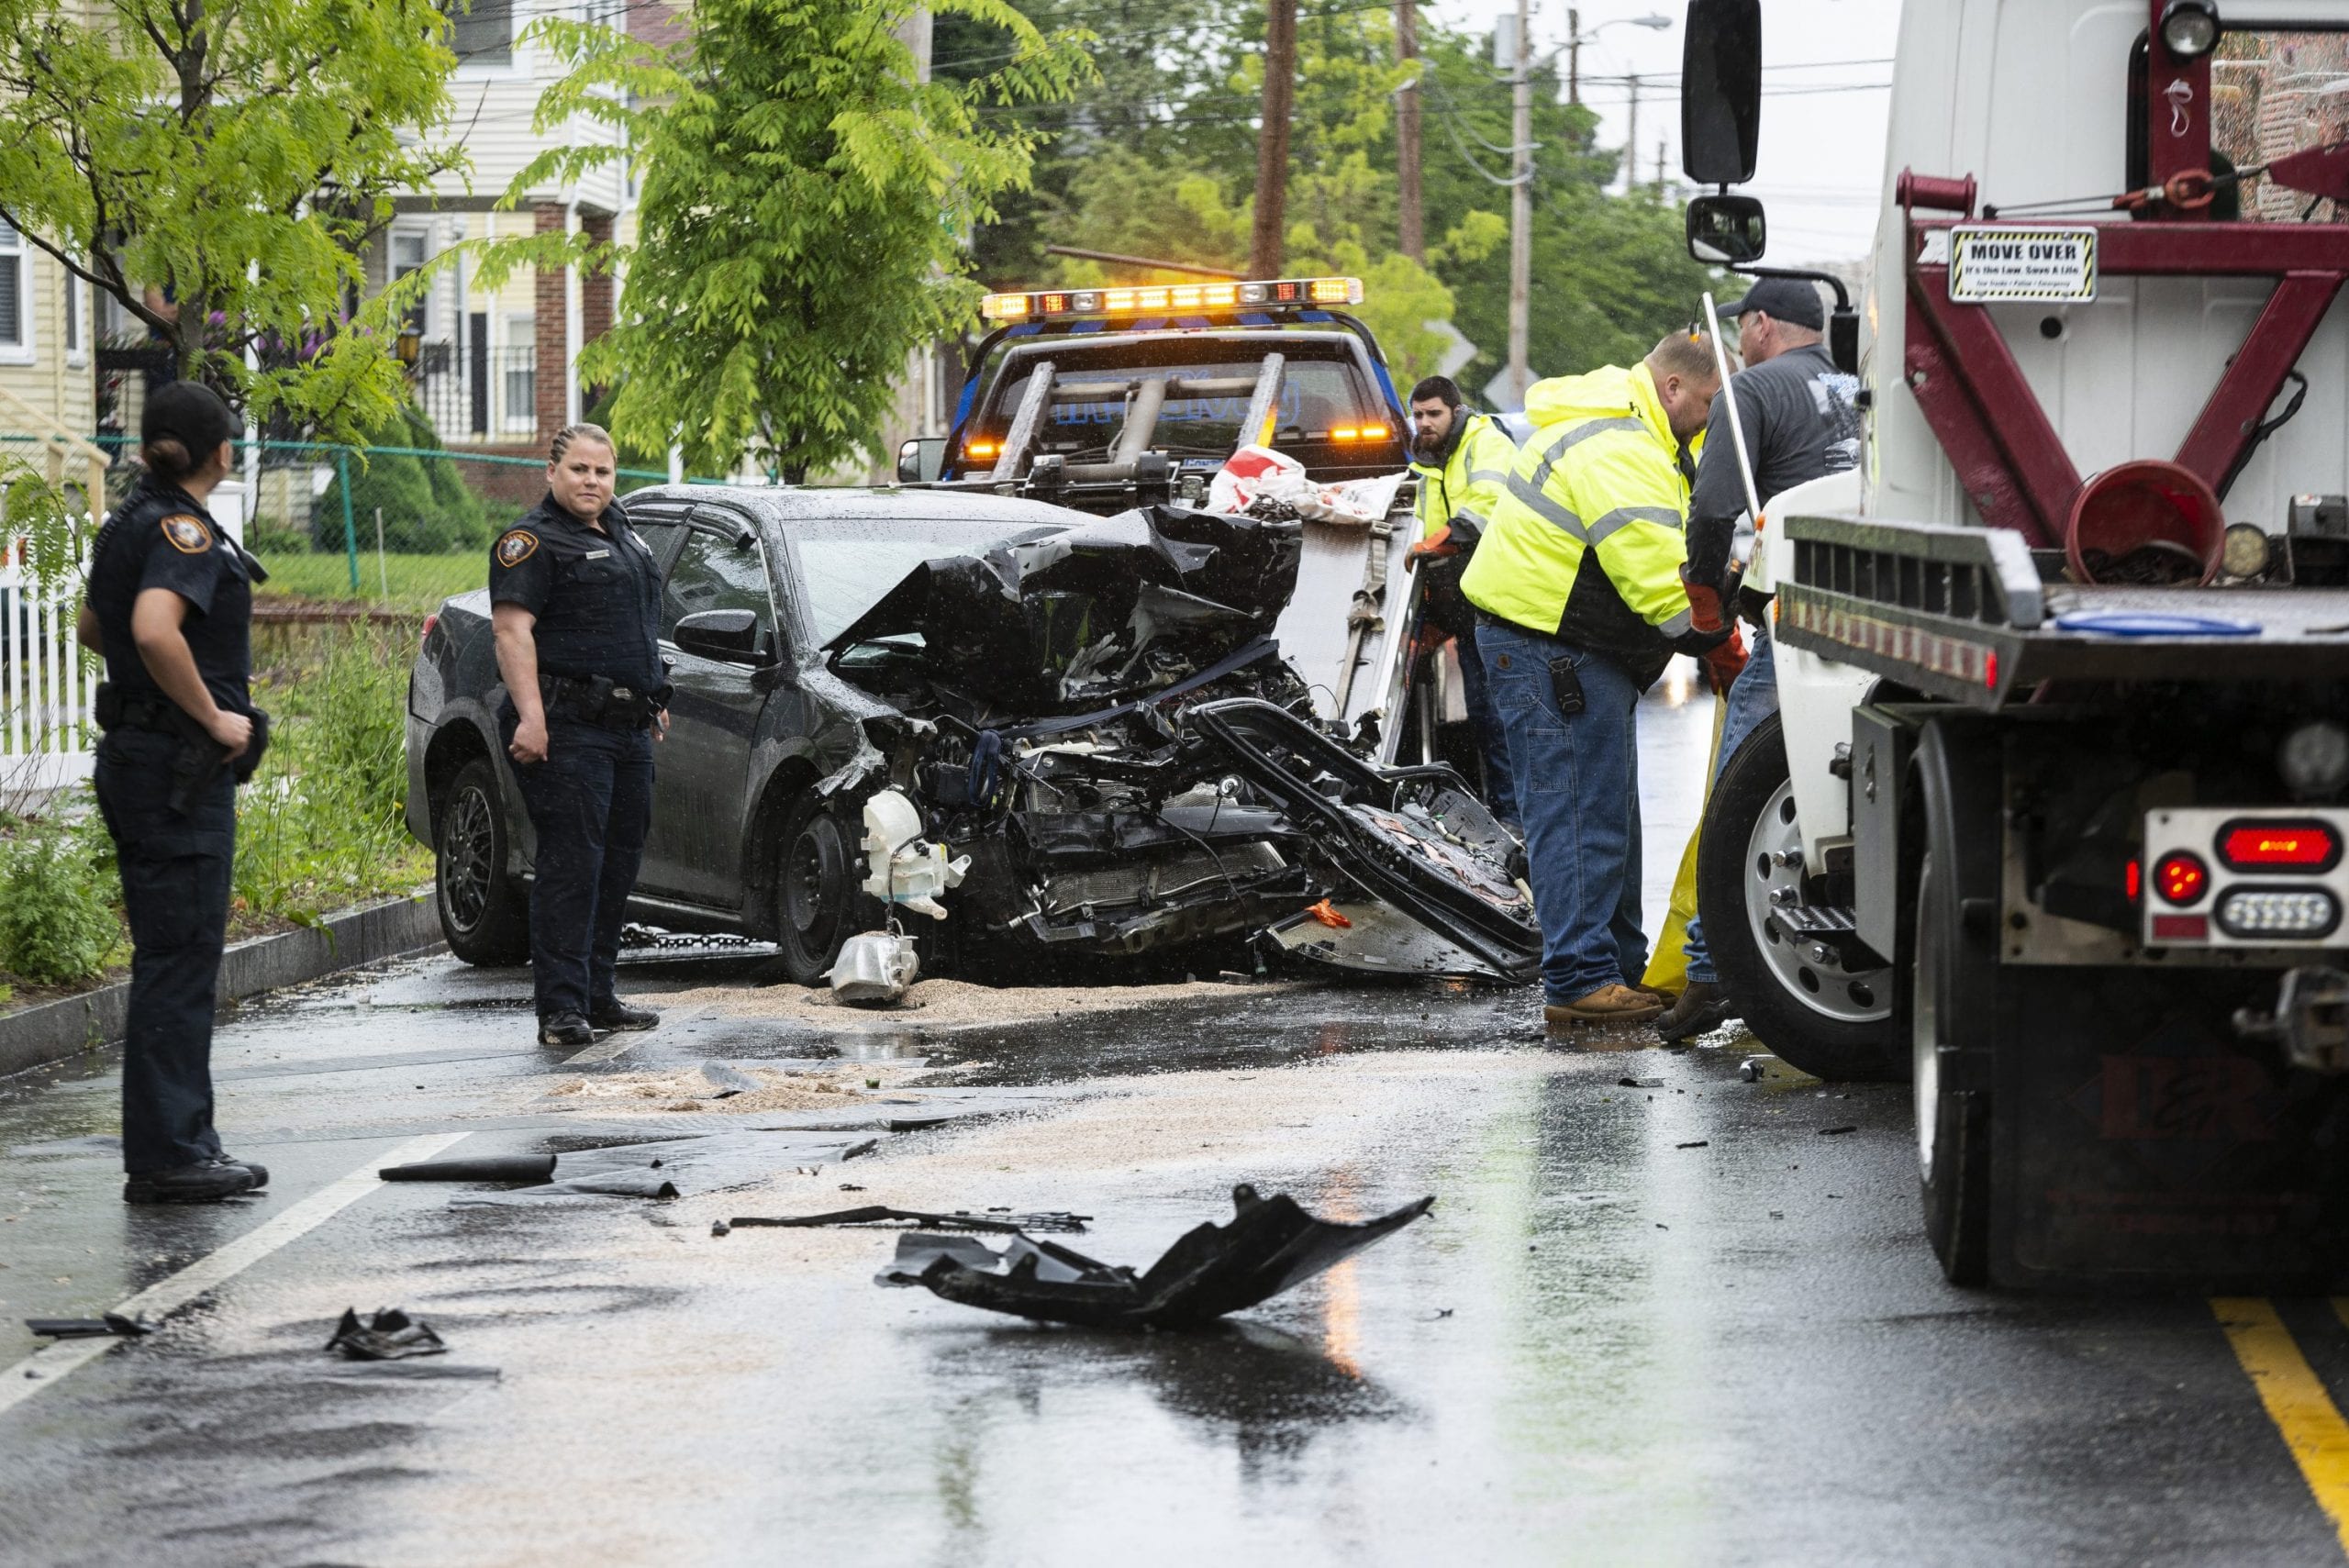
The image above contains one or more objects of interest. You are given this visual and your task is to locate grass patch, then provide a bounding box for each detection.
[249,550,484,614]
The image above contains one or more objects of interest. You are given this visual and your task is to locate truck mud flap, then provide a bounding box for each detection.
[1185,698,1542,982]
[1988,962,2349,1291]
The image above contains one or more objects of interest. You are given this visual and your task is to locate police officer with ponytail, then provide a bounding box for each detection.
[75,383,270,1204]
[489,423,668,1047]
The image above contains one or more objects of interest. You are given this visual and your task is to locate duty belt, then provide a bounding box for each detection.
[538,672,671,730]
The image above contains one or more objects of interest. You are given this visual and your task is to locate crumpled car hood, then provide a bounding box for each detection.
[827,505,1302,711]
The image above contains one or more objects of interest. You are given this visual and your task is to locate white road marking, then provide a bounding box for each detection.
[0,1130,468,1418]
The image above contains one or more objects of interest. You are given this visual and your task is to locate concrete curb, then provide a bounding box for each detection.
[0,891,445,1081]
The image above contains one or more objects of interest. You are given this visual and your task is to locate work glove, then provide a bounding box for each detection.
[1405,525,1459,573]
[1680,560,1741,636]
[1700,622,1749,696]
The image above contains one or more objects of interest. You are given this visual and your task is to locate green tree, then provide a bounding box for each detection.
[0,0,472,435]
[495,0,1090,482]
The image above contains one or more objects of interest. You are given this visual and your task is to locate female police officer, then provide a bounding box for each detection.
[488,423,668,1047]
[75,382,270,1204]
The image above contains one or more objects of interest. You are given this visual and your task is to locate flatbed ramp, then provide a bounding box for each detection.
[1772,513,2349,703]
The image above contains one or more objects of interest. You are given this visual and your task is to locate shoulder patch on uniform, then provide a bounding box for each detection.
[160,514,213,554]
[495,529,540,568]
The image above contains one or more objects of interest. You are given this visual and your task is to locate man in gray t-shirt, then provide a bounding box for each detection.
[1661,275,1862,1042]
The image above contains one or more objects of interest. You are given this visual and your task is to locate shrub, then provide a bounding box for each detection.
[0,801,122,984]
[314,403,495,554]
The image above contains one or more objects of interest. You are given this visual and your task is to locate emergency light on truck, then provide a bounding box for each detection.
[980,277,1364,322]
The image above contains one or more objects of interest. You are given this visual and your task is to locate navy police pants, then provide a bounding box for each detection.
[511,718,653,1021]
[95,728,237,1175]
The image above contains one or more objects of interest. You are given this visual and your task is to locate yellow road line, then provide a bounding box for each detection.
[2214,1296,2349,1559]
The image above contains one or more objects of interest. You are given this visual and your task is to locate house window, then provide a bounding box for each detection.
[504,312,537,432]
[391,230,429,339]
[451,0,513,68]
[64,265,83,361]
[0,217,26,352]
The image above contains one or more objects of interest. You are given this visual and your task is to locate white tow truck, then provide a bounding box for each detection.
[1680,0,2349,1288]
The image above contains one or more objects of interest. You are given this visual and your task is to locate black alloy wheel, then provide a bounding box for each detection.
[436,757,531,965]
[774,795,876,986]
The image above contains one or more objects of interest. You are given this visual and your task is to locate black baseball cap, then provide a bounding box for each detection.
[141,380,236,457]
[1720,276,1826,331]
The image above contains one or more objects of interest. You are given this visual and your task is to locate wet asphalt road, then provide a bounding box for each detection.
[2,682,2343,1566]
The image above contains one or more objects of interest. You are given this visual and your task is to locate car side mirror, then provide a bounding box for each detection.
[1687,194,1767,265]
[1681,0,1762,184]
[674,607,771,665]
[896,437,946,484]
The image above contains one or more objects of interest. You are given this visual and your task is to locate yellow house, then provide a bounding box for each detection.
[0,215,100,477]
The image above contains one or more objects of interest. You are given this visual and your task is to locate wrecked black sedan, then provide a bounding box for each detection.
[406,485,1536,985]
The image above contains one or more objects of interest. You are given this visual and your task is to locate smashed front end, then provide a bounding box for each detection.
[824,506,1538,982]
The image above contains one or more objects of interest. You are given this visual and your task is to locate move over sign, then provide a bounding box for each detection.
[1947,226,2098,303]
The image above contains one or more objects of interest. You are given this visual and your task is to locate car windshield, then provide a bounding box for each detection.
[791,516,1053,646]
[974,343,1379,459]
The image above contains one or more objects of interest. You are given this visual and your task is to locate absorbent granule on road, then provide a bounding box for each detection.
[651,976,1310,1032]
[544,1065,919,1116]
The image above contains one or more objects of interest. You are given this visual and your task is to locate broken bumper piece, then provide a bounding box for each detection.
[877,1183,1432,1329]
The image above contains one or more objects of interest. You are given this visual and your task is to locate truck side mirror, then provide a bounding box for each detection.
[896,437,946,484]
[674,607,772,666]
[1830,305,1859,377]
[1687,194,1767,264]
[1680,0,1762,184]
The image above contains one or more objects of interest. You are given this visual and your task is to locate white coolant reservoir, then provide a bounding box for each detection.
[860,790,968,919]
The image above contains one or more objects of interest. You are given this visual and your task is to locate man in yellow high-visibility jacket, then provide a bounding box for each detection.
[1404,374,1521,828]
[1461,330,1744,1029]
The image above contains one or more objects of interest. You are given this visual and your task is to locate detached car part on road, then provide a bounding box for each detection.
[406,486,1536,986]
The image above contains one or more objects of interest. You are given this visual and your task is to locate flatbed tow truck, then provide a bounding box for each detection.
[896,277,1450,765]
[1680,0,2349,1290]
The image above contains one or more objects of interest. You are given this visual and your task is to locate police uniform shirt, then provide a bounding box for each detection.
[487,495,662,693]
[88,476,254,716]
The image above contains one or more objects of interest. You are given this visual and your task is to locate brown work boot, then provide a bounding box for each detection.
[1654,980,1733,1043]
[1543,984,1666,1029]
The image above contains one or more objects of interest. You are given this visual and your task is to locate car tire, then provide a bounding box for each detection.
[436,756,531,966]
[774,793,878,986]
[1696,711,1904,1082]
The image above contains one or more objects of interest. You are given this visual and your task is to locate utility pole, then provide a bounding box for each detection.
[1566,6,1581,105]
[1395,0,1424,261]
[1505,0,1531,406]
[1655,139,1666,195]
[1623,72,1640,196]
[1251,0,1298,278]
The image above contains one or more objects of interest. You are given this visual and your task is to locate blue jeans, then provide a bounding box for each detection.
[511,719,655,1020]
[1475,618,1646,1006]
[1683,630,1779,984]
[1453,633,1519,826]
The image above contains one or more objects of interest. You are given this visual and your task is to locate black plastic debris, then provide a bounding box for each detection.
[1675,1140,1709,1150]
[325,1307,447,1362]
[380,1155,559,1184]
[1818,1125,1859,1137]
[1619,1077,1664,1089]
[26,1313,155,1340]
[877,1183,1432,1330]
[730,1205,1090,1235]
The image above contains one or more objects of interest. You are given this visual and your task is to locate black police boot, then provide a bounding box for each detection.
[1655,981,1735,1043]
[123,1159,262,1205]
[589,998,660,1033]
[539,1011,601,1048]
[217,1156,269,1189]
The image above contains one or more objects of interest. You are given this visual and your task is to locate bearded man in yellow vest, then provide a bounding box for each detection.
[1462,330,1745,1029]
[1404,374,1522,828]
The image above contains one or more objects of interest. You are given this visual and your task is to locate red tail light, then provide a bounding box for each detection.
[2125,859,2142,900]
[420,612,438,646]
[2217,819,2341,873]
[2154,852,2208,906]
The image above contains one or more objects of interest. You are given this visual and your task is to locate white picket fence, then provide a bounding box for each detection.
[0,554,97,803]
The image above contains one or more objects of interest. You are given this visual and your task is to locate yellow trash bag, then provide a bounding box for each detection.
[1641,695,1730,999]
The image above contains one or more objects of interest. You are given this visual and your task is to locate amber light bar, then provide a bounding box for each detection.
[981,276,1364,322]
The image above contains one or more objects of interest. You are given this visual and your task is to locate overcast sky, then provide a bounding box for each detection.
[1422,0,1903,266]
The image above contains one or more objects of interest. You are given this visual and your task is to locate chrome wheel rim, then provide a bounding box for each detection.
[1742,776,1895,1026]
[440,784,496,933]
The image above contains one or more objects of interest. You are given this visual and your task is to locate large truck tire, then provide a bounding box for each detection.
[1697,712,1903,1082]
[435,757,532,966]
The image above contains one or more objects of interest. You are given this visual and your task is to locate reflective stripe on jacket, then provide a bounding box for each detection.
[1408,411,1519,543]
[1459,361,1698,684]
